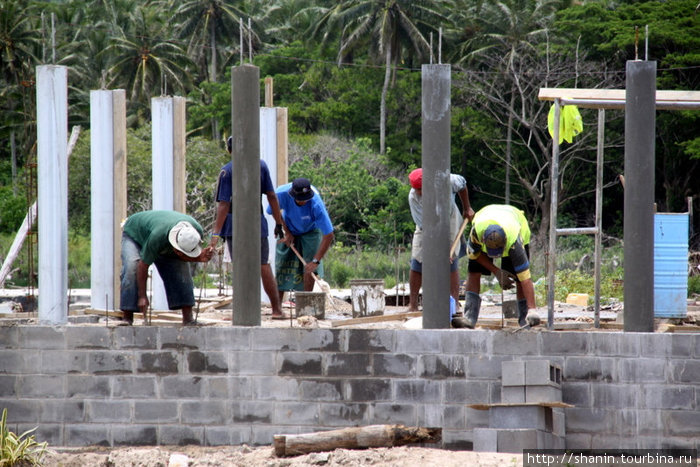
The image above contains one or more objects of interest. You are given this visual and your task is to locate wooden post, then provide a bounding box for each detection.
[273,425,441,457]
[265,76,274,107]
[276,107,288,186]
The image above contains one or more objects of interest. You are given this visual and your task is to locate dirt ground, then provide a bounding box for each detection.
[42,444,525,467]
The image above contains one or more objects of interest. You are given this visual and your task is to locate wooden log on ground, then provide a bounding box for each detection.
[331,312,422,327]
[273,424,441,457]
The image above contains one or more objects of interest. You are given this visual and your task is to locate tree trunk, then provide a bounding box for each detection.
[274,424,441,457]
[380,41,392,155]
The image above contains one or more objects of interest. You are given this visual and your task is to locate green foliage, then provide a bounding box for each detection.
[324,243,411,289]
[688,275,700,296]
[0,186,26,234]
[0,408,47,466]
[68,230,91,289]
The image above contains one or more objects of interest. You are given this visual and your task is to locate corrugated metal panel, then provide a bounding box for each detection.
[654,213,689,318]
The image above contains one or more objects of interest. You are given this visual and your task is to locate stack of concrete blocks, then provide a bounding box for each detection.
[473,360,566,452]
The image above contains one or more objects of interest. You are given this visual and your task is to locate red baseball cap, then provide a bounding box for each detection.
[409,168,422,189]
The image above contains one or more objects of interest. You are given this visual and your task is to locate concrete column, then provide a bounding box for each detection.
[421,64,452,329]
[151,96,187,310]
[232,65,261,326]
[36,65,68,324]
[623,60,656,332]
[260,107,278,305]
[90,90,126,311]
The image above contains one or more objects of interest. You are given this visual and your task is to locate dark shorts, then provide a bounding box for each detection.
[410,239,465,273]
[468,244,530,280]
[120,233,195,311]
[225,236,270,265]
[275,229,323,291]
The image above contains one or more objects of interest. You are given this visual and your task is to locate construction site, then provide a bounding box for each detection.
[0,59,699,467]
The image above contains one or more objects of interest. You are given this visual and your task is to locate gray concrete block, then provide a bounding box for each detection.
[161,375,204,398]
[273,401,319,425]
[65,375,111,398]
[618,358,667,383]
[666,410,700,436]
[65,424,110,446]
[539,430,565,450]
[20,327,66,350]
[0,400,39,422]
[111,375,157,398]
[346,329,394,352]
[187,351,228,373]
[254,328,341,352]
[501,360,525,386]
[113,326,158,350]
[136,351,179,374]
[526,384,562,403]
[642,385,695,409]
[40,400,85,423]
[441,429,473,450]
[159,327,205,351]
[467,355,508,379]
[319,403,370,426]
[90,351,135,374]
[159,425,203,446]
[251,425,292,446]
[592,383,638,408]
[251,376,301,401]
[565,407,614,433]
[489,405,552,431]
[87,400,131,423]
[465,407,490,428]
[540,332,588,355]
[181,401,228,424]
[670,334,695,357]
[419,355,466,379]
[204,426,234,446]
[442,329,489,355]
[230,351,276,375]
[134,401,178,422]
[564,356,614,382]
[64,327,111,349]
[671,360,700,384]
[203,328,251,351]
[561,382,590,407]
[369,402,415,426]
[325,353,371,376]
[17,375,64,397]
[493,332,538,356]
[552,408,566,437]
[278,352,322,376]
[40,351,88,374]
[444,380,489,404]
[473,427,498,452]
[497,428,538,453]
[395,330,443,354]
[346,378,392,401]
[299,379,342,401]
[501,385,525,404]
[565,432,593,449]
[373,354,416,377]
[232,401,272,424]
[0,375,15,396]
[395,379,441,403]
[415,403,444,428]
[0,326,18,348]
[639,334,672,357]
[525,360,561,386]
[0,349,40,374]
[32,423,62,446]
[111,424,157,446]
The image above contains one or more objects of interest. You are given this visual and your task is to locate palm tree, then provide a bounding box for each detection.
[103,5,193,124]
[307,0,453,155]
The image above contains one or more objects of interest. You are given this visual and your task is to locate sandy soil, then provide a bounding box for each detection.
[43,445,525,467]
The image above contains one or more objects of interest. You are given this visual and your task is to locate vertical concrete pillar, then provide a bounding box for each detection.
[624,61,656,332]
[232,65,261,326]
[36,65,68,324]
[421,64,452,329]
[90,89,126,311]
[151,96,187,310]
[260,107,278,305]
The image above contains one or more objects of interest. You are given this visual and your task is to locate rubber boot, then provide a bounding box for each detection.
[452,292,481,329]
[517,299,528,327]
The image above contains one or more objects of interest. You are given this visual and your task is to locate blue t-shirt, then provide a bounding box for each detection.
[268,183,334,236]
[215,160,275,237]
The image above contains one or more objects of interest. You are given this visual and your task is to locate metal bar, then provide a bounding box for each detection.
[547,98,561,330]
[556,227,599,236]
[594,109,605,328]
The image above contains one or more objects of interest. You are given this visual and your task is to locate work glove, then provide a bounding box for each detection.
[274,224,284,239]
[496,270,516,290]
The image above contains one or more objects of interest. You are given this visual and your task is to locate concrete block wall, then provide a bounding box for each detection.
[0,326,698,450]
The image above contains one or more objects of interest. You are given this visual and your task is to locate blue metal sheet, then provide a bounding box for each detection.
[653,213,689,318]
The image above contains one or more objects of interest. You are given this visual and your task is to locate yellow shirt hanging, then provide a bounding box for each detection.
[548,103,583,144]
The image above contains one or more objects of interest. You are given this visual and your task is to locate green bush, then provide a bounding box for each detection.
[0,408,47,466]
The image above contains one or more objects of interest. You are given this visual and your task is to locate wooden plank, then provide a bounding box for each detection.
[469,401,574,411]
[539,88,700,103]
[332,312,422,327]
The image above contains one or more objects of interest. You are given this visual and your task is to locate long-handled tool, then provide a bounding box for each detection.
[449,216,470,259]
[288,243,331,294]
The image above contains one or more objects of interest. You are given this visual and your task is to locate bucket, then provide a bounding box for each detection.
[654,213,688,318]
[349,279,385,318]
[295,292,325,319]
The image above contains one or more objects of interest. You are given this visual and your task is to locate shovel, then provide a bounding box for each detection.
[288,243,331,295]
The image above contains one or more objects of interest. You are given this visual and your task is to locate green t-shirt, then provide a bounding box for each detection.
[123,210,203,265]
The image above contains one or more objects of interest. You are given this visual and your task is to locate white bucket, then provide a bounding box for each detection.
[349,279,385,318]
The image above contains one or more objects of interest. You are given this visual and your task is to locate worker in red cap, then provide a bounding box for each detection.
[451,204,540,329]
[407,168,475,320]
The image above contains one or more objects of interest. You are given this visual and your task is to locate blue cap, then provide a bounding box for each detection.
[483,224,506,257]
